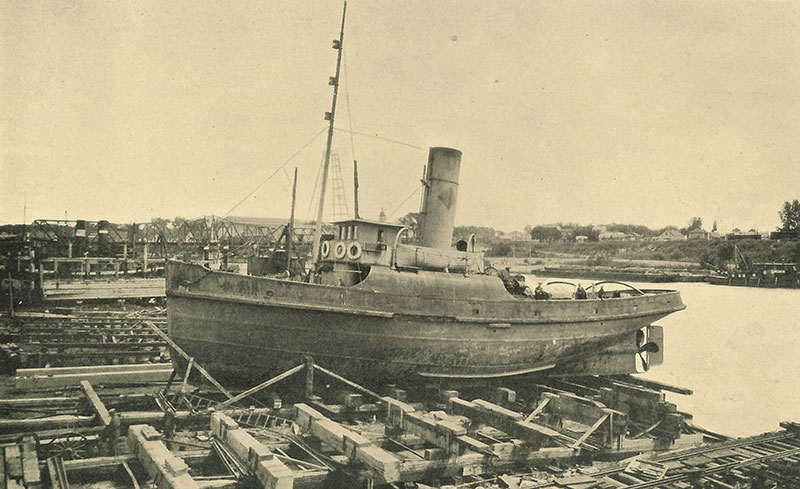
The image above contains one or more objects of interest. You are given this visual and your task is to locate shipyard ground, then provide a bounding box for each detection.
[2,302,800,488]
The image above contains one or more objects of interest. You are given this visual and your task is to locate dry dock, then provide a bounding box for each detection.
[1,311,799,488]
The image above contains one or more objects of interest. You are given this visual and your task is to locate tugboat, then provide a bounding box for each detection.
[165,4,685,387]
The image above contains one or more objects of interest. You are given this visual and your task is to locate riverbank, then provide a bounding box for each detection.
[486,238,799,284]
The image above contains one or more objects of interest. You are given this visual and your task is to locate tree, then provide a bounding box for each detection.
[572,225,599,241]
[778,200,800,231]
[488,242,512,257]
[399,212,421,243]
[711,220,717,232]
[530,226,562,242]
[687,217,703,232]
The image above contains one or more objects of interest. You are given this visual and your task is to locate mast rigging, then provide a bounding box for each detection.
[311,1,347,268]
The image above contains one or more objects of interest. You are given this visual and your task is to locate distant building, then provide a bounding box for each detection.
[599,231,626,240]
[687,229,710,240]
[726,228,761,240]
[657,229,685,241]
[575,235,589,242]
[770,230,800,240]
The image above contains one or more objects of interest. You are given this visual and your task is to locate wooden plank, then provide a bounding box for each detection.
[524,397,550,423]
[217,363,305,408]
[385,397,489,455]
[15,368,173,389]
[450,398,579,449]
[80,381,112,426]
[18,363,169,377]
[571,414,609,449]
[180,358,194,394]
[313,363,384,402]
[612,374,694,395]
[121,462,140,489]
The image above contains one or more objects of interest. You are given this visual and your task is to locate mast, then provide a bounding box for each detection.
[311,1,347,268]
[287,167,298,273]
[353,160,360,219]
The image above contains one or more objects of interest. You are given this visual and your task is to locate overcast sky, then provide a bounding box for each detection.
[2,1,799,233]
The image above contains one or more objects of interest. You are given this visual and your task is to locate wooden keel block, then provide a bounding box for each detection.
[21,436,42,489]
[439,390,460,402]
[356,445,401,483]
[342,431,372,459]
[209,412,239,439]
[386,388,407,402]
[255,458,294,489]
[293,404,324,431]
[127,424,199,489]
[295,403,400,483]
[496,388,516,405]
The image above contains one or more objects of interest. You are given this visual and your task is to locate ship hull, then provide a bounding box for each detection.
[166,261,685,386]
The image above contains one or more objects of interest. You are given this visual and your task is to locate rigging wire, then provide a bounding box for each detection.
[387,183,423,219]
[342,48,358,163]
[221,126,327,218]
[333,127,426,151]
[304,148,327,222]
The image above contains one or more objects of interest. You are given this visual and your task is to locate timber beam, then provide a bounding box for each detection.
[15,366,174,390]
[295,403,402,483]
[127,424,200,489]
[383,398,491,456]
[448,397,575,450]
[536,391,627,449]
[210,413,294,489]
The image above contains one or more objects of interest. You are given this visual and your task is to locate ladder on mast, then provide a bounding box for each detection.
[330,153,349,221]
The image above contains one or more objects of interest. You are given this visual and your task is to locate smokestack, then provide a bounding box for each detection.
[418,147,461,250]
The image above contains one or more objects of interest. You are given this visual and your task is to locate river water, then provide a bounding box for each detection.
[527,276,800,437]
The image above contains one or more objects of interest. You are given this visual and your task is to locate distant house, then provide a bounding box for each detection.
[726,228,761,240]
[599,231,626,241]
[575,235,589,242]
[687,229,710,240]
[657,229,685,241]
[496,231,530,241]
[770,230,800,240]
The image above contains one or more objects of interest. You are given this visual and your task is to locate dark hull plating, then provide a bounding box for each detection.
[166,261,685,385]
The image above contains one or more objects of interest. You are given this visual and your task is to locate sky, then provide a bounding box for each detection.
[2,0,799,234]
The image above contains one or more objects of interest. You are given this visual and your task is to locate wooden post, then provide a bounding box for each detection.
[305,356,315,399]
[142,243,149,277]
[287,167,298,274]
[8,271,14,317]
[146,322,233,399]
[109,409,121,456]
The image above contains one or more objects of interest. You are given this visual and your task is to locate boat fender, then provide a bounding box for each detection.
[321,240,331,258]
[347,241,362,260]
[334,241,347,259]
